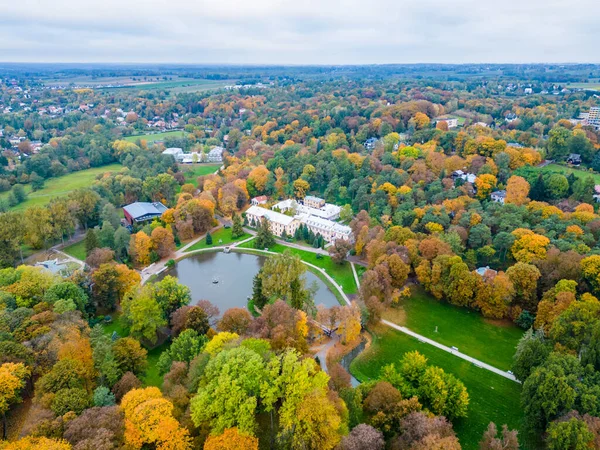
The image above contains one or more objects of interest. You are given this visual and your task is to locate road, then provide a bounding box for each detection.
[381,319,519,383]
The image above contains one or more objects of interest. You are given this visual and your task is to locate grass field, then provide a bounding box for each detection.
[179,164,221,185]
[0,164,124,211]
[385,287,523,370]
[351,326,529,450]
[124,130,190,143]
[566,82,600,91]
[63,240,87,261]
[185,227,250,252]
[143,342,170,388]
[541,163,600,183]
[238,239,358,294]
[104,79,230,92]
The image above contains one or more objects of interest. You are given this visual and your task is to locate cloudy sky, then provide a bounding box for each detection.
[1,0,598,64]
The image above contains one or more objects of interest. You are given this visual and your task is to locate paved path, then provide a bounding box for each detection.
[312,336,360,387]
[381,319,519,383]
[350,262,361,289]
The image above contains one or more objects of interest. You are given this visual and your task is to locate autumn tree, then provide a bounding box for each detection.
[0,362,30,439]
[329,239,352,264]
[339,424,384,450]
[204,427,259,450]
[150,226,175,259]
[479,422,519,450]
[248,165,270,195]
[121,387,191,449]
[129,231,153,266]
[112,338,148,377]
[219,308,253,335]
[511,229,550,263]
[505,176,530,205]
[475,174,498,200]
[506,262,541,311]
[293,178,310,199]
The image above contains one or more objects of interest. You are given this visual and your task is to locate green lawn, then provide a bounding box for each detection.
[180,164,221,185]
[351,327,531,450]
[0,164,124,211]
[143,342,170,388]
[101,312,168,388]
[543,163,600,183]
[185,227,250,252]
[387,287,523,370]
[237,239,358,295]
[566,82,600,91]
[63,239,86,261]
[105,79,230,92]
[124,130,190,143]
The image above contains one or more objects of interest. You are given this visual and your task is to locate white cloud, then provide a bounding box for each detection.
[0,0,598,63]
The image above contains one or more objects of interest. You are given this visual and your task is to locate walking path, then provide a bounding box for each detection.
[350,262,361,289]
[381,319,519,383]
[312,336,360,387]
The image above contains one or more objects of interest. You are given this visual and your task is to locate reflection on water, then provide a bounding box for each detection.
[157,251,339,314]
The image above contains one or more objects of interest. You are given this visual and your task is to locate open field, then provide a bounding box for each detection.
[185,227,250,252]
[384,287,523,370]
[124,130,190,143]
[103,79,232,92]
[0,164,124,211]
[238,239,358,294]
[566,82,600,91]
[179,164,221,185]
[63,240,86,261]
[351,326,530,450]
[542,163,600,183]
[143,342,170,388]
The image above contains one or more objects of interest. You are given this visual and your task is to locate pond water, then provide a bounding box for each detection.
[157,251,340,313]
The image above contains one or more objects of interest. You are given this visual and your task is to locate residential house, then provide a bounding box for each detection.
[251,196,268,206]
[436,117,459,128]
[567,153,582,165]
[505,113,518,123]
[491,190,506,204]
[475,266,498,277]
[451,170,477,184]
[364,137,379,151]
[123,202,168,226]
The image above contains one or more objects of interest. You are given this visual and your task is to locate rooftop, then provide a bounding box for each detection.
[123,201,168,220]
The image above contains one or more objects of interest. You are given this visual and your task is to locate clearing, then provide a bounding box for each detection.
[179,164,221,186]
[63,240,87,261]
[124,130,190,143]
[185,227,250,252]
[0,163,124,211]
[384,287,523,371]
[350,325,530,450]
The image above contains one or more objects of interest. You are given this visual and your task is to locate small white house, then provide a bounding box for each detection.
[491,190,506,204]
[207,146,224,163]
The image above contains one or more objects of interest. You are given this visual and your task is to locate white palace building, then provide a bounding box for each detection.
[245,196,352,244]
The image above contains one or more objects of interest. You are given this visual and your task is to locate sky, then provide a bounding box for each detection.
[1,0,598,64]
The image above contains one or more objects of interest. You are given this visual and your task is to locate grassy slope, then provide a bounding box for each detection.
[237,239,357,295]
[1,164,123,210]
[387,287,523,370]
[185,227,250,252]
[63,240,86,261]
[351,326,529,450]
[179,164,221,185]
[543,163,600,183]
[124,130,190,143]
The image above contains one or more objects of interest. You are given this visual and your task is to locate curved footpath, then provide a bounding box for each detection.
[381,319,519,383]
[141,230,518,383]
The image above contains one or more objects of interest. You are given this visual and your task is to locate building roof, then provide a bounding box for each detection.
[304,195,324,203]
[123,202,168,220]
[246,205,296,226]
[252,195,268,203]
[492,190,507,198]
[208,146,224,156]
[163,147,183,155]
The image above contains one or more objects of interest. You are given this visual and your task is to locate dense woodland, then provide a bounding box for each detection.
[1,64,600,449]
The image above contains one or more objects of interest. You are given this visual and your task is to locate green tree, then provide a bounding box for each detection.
[252,272,268,310]
[93,386,116,406]
[205,232,213,245]
[157,329,207,374]
[114,227,131,260]
[122,287,167,344]
[546,416,593,450]
[151,275,191,318]
[512,329,551,382]
[254,217,275,249]
[85,229,100,256]
[98,222,116,249]
[101,203,121,229]
[112,337,148,376]
[190,346,267,435]
[231,213,244,239]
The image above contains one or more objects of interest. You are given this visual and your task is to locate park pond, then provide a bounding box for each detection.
[157,250,340,313]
